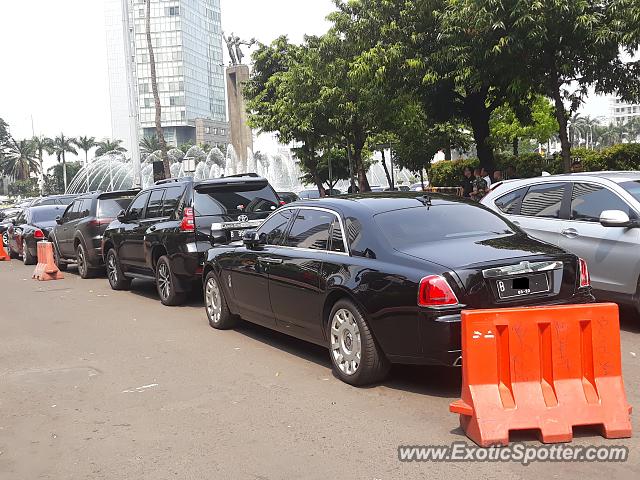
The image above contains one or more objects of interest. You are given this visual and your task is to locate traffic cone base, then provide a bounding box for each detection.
[0,234,9,261]
[450,303,632,447]
[32,241,64,281]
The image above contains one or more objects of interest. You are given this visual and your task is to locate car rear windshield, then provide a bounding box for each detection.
[30,208,61,224]
[98,197,135,218]
[194,185,279,216]
[374,204,516,248]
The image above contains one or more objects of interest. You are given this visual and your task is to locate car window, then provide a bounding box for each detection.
[128,191,150,220]
[375,204,515,247]
[619,181,640,203]
[40,198,58,206]
[520,183,566,219]
[329,218,346,253]
[285,209,334,250]
[78,199,91,219]
[494,187,527,214]
[97,196,135,218]
[145,189,165,219]
[194,185,279,216]
[571,183,634,222]
[256,209,294,246]
[161,186,184,217]
[66,200,81,221]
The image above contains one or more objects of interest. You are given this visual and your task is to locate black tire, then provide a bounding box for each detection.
[22,239,36,265]
[51,240,68,272]
[155,256,186,306]
[9,239,19,259]
[2,231,8,249]
[327,299,390,386]
[106,248,131,290]
[76,242,96,279]
[204,271,238,329]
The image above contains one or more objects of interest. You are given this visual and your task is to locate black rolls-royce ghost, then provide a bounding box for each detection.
[202,194,594,386]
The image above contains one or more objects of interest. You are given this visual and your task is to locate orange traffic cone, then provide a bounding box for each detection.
[32,241,64,281]
[0,234,9,261]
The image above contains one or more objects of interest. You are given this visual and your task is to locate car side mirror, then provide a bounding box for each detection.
[600,210,633,228]
[117,209,128,222]
[242,230,261,249]
[55,215,62,225]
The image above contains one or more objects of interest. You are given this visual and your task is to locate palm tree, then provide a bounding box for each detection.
[146,0,169,178]
[95,139,127,157]
[74,136,97,193]
[140,135,161,156]
[53,133,77,191]
[1,138,39,180]
[31,136,54,194]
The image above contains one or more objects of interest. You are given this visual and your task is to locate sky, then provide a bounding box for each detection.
[0,0,613,170]
[0,0,334,168]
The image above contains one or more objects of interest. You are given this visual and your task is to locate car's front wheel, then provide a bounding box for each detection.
[204,271,237,329]
[76,243,95,279]
[155,256,186,306]
[106,248,131,290]
[328,299,390,386]
[22,239,36,265]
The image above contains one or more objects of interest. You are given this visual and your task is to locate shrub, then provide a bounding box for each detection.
[428,158,479,187]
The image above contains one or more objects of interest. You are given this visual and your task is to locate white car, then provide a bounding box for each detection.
[481,171,640,312]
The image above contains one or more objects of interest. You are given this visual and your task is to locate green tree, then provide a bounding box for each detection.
[74,136,97,163]
[31,136,54,194]
[45,162,83,195]
[1,138,39,180]
[95,139,126,157]
[53,133,77,191]
[140,135,161,156]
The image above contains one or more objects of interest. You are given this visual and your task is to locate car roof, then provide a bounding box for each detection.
[498,171,640,188]
[288,192,469,216]
[27,204,67,213]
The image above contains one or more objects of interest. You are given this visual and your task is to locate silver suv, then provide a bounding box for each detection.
[481,171,640,312]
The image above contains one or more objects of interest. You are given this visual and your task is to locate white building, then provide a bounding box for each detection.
[105,0,228,151]
[610,97,640,125]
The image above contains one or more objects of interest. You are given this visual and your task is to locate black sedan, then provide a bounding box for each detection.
[201,194,593,386]
[1,208,22,247]
[6,205,66,265]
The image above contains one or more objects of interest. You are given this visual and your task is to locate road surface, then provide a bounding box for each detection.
[0,260,638,479]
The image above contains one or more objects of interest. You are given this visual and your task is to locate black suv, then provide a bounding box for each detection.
[101,175,281,306]
[50,190,139,278]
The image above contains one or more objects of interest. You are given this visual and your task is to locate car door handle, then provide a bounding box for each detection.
[260,257,283,264]
[561,228,579,238]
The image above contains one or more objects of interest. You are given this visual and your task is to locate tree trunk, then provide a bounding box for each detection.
[465,90,495,170]
[512,137,519,156]
[445,145,452,161]
[346,145,356,193]
[419,170,425,190]
[38,151,44,195]
[85,150,91,191]
[314,171,326,197]
[380,149,393,188]
[353,145,371,192]
[146,0,170,178]
[552,89,571,173]
[62,151,68,192]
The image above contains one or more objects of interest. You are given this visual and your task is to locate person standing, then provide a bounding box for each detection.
[493,170,503,183]
[481,167,492,187]
[461,166,474,198]
[470,167,488,201]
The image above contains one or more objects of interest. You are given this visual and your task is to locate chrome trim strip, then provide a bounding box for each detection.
[482,260,563,279]
[211,219,264,231]
[453,356,463,367]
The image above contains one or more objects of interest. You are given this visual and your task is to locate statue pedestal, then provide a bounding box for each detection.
[226,65,253,174]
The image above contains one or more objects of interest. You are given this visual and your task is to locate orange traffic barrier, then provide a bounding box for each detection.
[32,241,64,281]
[0,234,9,261]
[450,303,632,446]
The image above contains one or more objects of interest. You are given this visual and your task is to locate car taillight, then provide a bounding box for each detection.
[90,218,114,227]
[180,207,195,232]
[279,200,286,206]
[33,229,45,239]
[418,275,459,307]
[579,258,591,288]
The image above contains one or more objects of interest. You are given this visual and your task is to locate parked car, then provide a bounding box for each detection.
[49,190,138,278]
[202,194,593,386]
[277,192,299,204]
[409,183,429,191]
[29,194,78,207]
[298,189,341,199]
[481,171,640,312]
[6,205,66,265]
[1,208,22,246]
[102,174,281,306]
[384,185,410,192]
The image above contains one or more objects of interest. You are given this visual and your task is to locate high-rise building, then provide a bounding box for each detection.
[105,0,229,151]
[610,97,640,125]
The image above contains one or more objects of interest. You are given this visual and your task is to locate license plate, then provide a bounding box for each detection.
[496,273,550,299]
[230,230,243,241]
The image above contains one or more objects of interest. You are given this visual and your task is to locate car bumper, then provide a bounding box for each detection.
[386,291,595,367]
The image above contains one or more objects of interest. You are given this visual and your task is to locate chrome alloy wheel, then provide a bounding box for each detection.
[157,262,171,300]
[330,308,362,376]
[22,239,28,265]
[107,252,118,284]
[205,275,222,324]
[77,246,86,276]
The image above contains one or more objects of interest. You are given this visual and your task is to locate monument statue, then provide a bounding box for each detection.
[223,31,256,66]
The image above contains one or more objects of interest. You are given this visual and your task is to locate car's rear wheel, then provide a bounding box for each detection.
[328,299,390,386]
[51,240,68,271]
[204,271,237,329]
[2,231,8,248]
[76,243,95,279]
[106,248,131,290]
[155,256,186,306]
[22,239,36,265]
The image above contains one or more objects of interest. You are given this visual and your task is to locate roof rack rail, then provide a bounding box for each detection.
[223,173,260,179]
[154,177,192,185]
